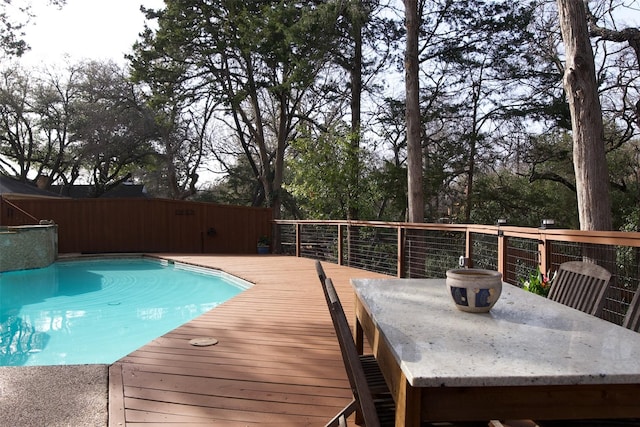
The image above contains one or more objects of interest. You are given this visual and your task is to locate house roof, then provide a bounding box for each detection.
[49,182,148,198]
[0,175,148,199]
[0,175,63,198]
[101,183,148,198]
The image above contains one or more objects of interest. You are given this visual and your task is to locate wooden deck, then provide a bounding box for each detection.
[108,254,389,426]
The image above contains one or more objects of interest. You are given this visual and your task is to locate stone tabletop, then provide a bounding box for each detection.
[351,278,640,388]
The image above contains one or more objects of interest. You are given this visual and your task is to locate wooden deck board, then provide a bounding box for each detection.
[109,255,388,426]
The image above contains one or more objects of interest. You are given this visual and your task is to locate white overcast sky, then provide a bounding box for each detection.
[19,0,165,65]
[17,1,640,67]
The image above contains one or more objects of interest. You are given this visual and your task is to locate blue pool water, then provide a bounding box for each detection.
[0,258,250,366]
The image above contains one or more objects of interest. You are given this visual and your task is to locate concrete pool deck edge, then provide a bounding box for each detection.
[0,364,108,426]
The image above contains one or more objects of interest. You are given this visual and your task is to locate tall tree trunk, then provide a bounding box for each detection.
[556,0,612,231]
[464,79,481,223]
[404,0,424,223]
[348,0,363,222]
[345,1,364,267]
[271,90,288,222]
[404,0,426,278]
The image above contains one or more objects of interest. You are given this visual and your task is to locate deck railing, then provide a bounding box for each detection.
[274,219,640,326]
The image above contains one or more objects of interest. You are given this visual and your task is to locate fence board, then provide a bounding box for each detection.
[0,196,272,254]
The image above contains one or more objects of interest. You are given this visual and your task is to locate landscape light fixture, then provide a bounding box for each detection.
[540,218,555,229]
[496,218,507,226]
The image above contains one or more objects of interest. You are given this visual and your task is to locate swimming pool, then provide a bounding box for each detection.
[0,257,251,366]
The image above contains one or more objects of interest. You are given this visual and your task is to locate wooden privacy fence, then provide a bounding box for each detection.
[0,196,272,254]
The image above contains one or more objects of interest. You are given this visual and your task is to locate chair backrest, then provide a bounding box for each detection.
[324,277,381,427]
[623,287,640,332]
[315,260,330,304]
[547,261,611,316]
[315,260,327,286]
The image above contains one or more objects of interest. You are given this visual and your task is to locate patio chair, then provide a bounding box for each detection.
[537,419,640,426]
[623,286,640,332]
[323,277,395,427]
[315,260,389,398]
[547,261,611,316]
[536,272,640,427]
[315,259,328,299]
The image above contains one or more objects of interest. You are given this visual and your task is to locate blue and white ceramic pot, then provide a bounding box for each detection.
[446,268,502,313]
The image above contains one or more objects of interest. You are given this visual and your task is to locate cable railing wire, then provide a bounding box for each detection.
[275,220,640,326]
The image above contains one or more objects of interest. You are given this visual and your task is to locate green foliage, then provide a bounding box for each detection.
[606,137,640,231]
[257,235,270,247]
[0,2,67,57]
[520,266,553,297]
[69,61,159,195]
[286,126,375,220]
[470,171,579,228]
[424,250,462,279]
[196,156,262,206]
[132,0,340,108]
[2,0,639,232]
[0,61,159,195]
[467,130,579,228]
[131,0,342,214]
[368,160,408,221]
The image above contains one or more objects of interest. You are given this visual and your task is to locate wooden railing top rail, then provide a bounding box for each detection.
[274,219,640,247]
[276,219,640,325]
[275,219,471,232]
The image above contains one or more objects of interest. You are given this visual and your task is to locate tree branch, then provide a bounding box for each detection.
[529,169,577,192]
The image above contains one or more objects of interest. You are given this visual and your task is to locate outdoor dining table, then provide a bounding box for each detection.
[351,277,640,427]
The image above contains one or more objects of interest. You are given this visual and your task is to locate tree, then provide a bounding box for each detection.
[372,97,410,220]
[583,1,640,145]
[430,1,538,223]
[70,61,157,196]
[131,0,339,219]
[0,1,66,56]
[287,124,376,219]
[0,65,37,179]
[584,0,640,73]
[556,0,612,230]
[327,0,400,220]
[334,0,366,221]
[0,63,99,185]
[137,67,215,200]
[384,1,542,223]
[0,60,157,195]
[197,155,262,206]
[404,0,424,223]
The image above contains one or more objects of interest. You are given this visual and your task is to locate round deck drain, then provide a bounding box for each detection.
[189,337,219,347]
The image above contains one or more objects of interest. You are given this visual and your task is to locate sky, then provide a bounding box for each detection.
[16,1,640,67]
[18,0,165,66]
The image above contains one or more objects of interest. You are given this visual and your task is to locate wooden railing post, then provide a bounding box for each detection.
[398,227,405,278]
[538,231,550,274]
[338,224,343,265]
[497,227,507,278]
[295,223,301,258]
[405,227,427,278]
[465,229,473,268]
